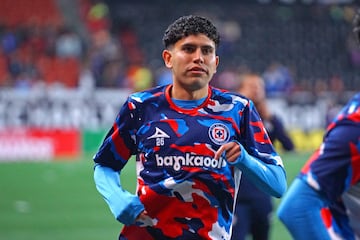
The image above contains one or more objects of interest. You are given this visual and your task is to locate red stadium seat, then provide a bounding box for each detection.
[0,0,63,27]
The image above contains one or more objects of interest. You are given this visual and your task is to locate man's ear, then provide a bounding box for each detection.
[214,56,219,73]
[162,49,172,69]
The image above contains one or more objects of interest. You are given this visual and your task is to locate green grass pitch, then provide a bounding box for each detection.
[0,151,310,240]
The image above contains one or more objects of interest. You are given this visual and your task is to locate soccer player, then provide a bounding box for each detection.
[277,93,360,240]
[93,15,287,240]
[231,73,294,240]
[277,12,360,239]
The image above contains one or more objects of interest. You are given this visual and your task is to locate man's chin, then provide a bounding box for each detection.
[186,79,209,91]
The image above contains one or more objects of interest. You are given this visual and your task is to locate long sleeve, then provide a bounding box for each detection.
[93,164,145,225]
[228,143,287,198]
[277,178,332,240]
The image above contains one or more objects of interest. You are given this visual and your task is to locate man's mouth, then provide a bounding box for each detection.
[189,67,206,73]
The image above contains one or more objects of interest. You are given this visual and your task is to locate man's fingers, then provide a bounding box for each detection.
[225,147,240,162]
[136,210,148,221]
[214,145,226,160]
[214,142,241,161]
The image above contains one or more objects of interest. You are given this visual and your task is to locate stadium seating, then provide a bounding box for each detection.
[0,0,62,27]
[0,0,358,90]
[106,1,359,91]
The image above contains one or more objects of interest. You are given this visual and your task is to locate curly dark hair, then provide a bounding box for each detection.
[162,15,220,49]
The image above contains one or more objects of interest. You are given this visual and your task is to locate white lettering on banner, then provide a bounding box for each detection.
[0,89,354,131]
[0,88,131,130]
[0,137,53,161]
[155,153,226,171]
[267,98,328,131]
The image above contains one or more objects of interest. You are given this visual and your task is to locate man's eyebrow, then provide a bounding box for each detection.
[181,43,214,49]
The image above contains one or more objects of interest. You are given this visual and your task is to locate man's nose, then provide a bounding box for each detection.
[193,49,204,63]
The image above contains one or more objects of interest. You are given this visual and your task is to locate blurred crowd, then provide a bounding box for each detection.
[0,0,359,97]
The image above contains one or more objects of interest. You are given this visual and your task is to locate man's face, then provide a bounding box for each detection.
[240,76,266,104]
[162,34,219,91]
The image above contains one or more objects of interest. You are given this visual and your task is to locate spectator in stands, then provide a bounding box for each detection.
[55,27,83,59]
[0,14,84,88]
[232,73,294,240]
[1,27,17,54]
[84,0,110,34]
[88,29,125,87]
[262,62,294,97]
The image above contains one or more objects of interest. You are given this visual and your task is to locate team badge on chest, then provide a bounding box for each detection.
[208,123,230,145]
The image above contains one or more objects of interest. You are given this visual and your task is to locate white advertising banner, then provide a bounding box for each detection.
[0,88,351,131]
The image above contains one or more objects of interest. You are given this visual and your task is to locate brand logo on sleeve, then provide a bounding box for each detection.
[208,123,230,145]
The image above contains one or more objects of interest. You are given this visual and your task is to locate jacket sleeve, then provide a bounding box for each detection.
[277,178,332,239]
[234,100,287,197]
[94,164,145,225]
[228,143,287,198]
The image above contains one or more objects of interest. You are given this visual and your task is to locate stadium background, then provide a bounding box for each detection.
[0,0,358,239]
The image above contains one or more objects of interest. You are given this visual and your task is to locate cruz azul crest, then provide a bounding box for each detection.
[208,123,230,145]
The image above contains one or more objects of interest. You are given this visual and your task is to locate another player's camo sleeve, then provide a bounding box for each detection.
[306,124,360,202]
[276,123,360,240]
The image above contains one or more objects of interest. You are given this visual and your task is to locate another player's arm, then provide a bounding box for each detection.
[277,124,360,239]
[277,178,331,240]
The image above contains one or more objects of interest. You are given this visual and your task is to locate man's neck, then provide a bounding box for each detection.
[170,84,209,100]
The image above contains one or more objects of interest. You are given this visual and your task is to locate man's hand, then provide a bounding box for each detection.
[136,210,148,221]
[353,9,360,44]
[214,141,241,163]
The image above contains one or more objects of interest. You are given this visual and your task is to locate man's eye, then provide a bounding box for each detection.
[202,48,213,55]
[183,46,194,52]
